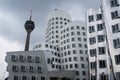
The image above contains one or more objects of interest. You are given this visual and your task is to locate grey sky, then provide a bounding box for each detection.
[0,0,100,79]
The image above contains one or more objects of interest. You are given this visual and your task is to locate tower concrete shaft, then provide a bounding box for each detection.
[24,29,32,51]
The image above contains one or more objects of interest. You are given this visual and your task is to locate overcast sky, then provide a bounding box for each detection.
[0,0,100,79]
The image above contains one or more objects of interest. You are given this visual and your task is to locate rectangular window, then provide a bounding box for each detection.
[82,71,86,76]
[29,66,35,72]
[47,58,51,64]
[22,76,27,80]
[115,54,120,65]
[91,76,96,80]
[111,11,119,19]
[112,24,120,33]
[90,49,96,57]
[80,57,84,61]
[14,76,19,80]
[75,64,79,68]
[98,35,105,42]
[81,64,85,68]
[100,75,108,80]
[11,55,17,62]
[12,65,18,72]
[74,57,78,61]
[96,14,102,21]
[116,72,120,80]
[113,38,120,48]
[110,0,119,7]
[97,24,104,31]
[76,71,79,76]
[89,26,95,33]
[21,66,26,72]
[28,56,33,62]
[19,55,25,62]
[89,37,96,45]
[99,60,107,68]
[32,76,36,80]
[89,15,94,22]
[98,47,106,55]
[38,66,43,73]
[90,62,96,70]
[35,56,41,63]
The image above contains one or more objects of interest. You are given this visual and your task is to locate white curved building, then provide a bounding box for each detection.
[87,0,120,80]
[60,21,88,80]
[46,9,72,47]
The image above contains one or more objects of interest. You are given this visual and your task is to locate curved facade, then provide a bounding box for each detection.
[60,21,88,80]
[34,10,88,80]
[87,0,120,80]
[46,9,72,47]
[33,43,61,71]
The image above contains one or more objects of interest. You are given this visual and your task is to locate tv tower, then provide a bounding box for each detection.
[24,11,35,51]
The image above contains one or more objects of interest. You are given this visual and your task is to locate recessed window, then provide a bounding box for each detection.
[19,55,25,62]
[89,26,95,33]
[12,65,18,72]
[14,76,19,80]
[70,64,73,68]
[100,75,108,80]
[71,32,74,36]
[97,24,104,31]
[29,66,35,72]
[115,54,120,65]
[68,51,71,55]
[21,65,26,72]
[75,64,79,68]
[82,71,86,76]
[113,38,120,48]
[47,58,51,64]
[69,57,72,62]
[111,11,119,19]
[96,14,102,21]
[60,17,62,20]
[90,49,96,57]
[89,15,94,22]
[79,50,83,54]
[78,37,81,41]
[77,32,80,35]
[76,26,80,29]
[11,55,17,62]
[98,35,105,42]
[80,57,84,61]
[81,64,85,68]
[91,76,96,80]
[74,57,78,61]
[71,26,74,30]
[98,47,106,55]
[89,37,96,45]
[110,0,119,7]
[28,56,33,62]
[116,72,120,80]
[76,71,79,76]
[112,23,120,33]
[56,22,58,24]
[73,50,76,54]
[90,62,96,70]
[78,43,82,47]
[38,66,43,73]
[99,60,107,68]
[56,17,58,20]
[35,56,41,63]
[32,76,36,80]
